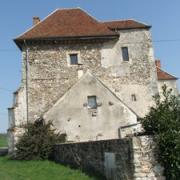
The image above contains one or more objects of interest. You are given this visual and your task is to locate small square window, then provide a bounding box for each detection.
[88,96,97,109]
[70,54,78,65]
[122,47,129,61]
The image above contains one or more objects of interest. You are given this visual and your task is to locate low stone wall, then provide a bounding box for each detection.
[54,138,133,179]
[53,136,165,180]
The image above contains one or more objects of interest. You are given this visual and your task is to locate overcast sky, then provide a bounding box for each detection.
[0,0,180,132]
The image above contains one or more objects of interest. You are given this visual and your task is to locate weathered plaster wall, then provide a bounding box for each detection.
[53,136,165,180]
[8,87,26,154]
[20,29,157,123]
[158,80,179,96]
[9,28,158,152]
[44,72,138,142]
[101,29,158,117]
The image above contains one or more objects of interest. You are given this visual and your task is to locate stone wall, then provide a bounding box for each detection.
[53,136,165,180]
[53,138,133,179]
[101,29,158,117]
[18,29,157,123]
[8,87,26,154]
[44,71,138,142]
[132,136,165,180]
[8,28,158,153]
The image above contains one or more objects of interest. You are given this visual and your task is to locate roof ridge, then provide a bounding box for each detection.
[102,19,135,23]
[58,7,101,23]
[101,18,150,26]
[56,7,81,10]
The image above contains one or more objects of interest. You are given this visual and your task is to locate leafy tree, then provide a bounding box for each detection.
[141,85,180,180]
[15,117,66,160]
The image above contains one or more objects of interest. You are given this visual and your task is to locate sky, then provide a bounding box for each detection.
[0,0,180,132]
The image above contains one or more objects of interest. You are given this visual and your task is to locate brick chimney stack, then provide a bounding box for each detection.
[155,60,161,68]
[33,17,40,26]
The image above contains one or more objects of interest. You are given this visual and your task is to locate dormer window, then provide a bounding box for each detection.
[122,47,129,61]
[70,54,78,65]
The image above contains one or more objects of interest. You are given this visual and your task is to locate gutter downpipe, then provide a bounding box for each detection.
[24,40,29,124]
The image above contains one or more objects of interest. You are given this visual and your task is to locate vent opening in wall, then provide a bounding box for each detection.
[122,47,129,61]
[131,94,137,101]
[87,96,97,109]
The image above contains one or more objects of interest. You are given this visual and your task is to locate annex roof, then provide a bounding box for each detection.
[155,60,178,80]
[103,19,151,30]
[157,67,178,80]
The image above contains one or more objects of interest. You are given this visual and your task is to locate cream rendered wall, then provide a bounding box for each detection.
[101,29,158,117]
[44,72,137,142]
[158,80,179,96]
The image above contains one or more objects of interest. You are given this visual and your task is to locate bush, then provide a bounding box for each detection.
[141,85,180,180]
[15,117,66,160]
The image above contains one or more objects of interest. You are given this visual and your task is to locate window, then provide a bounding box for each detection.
[87,96,97,109]
[131,94,137,101]
[69,54,78,65]
[122,47,129,61]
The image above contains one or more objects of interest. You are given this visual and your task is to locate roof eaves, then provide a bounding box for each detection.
[14,33,119,50]
[108,26,151,31]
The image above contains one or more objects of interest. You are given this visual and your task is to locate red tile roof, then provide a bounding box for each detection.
[15,8,118,41]
[156,63,178,80]
[103,20,151,30]
[15,8,151,43]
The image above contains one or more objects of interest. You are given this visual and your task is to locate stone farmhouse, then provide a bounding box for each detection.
[155,60,178,95]
[8,8,179,153]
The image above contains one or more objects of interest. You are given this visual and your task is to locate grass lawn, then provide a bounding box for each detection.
[0,134,7,147]
[0,156,98,180]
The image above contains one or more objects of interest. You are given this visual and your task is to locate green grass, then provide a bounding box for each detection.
[0,156,98,180]
[0,134,7,147]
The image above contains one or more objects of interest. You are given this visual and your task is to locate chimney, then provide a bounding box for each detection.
[155,60,161,68]
[33,17,40,26]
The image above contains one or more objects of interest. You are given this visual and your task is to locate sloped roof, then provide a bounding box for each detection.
[15,8,151,43]
[103,20,151,30]
[15,8,118,41]
[157,67,178,80]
